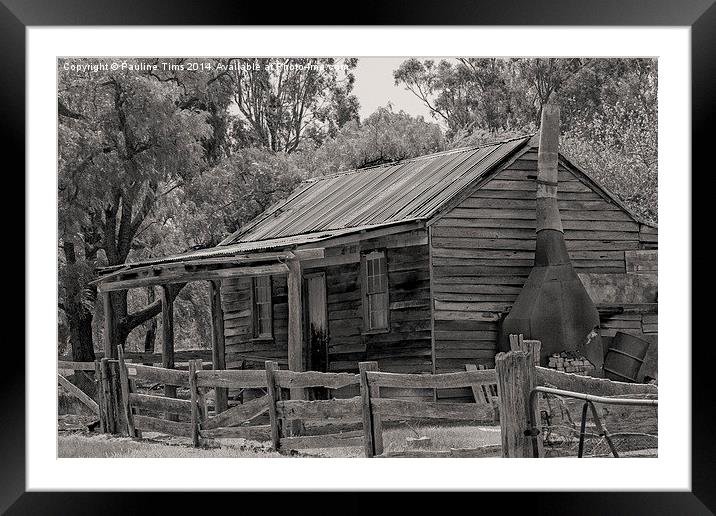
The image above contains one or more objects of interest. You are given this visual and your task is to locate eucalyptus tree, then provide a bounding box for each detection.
[58,58,218,359]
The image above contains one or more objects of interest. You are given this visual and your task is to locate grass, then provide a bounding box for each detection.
[58,422,501,458]
[301,422,501,458]
[58,433,283,458]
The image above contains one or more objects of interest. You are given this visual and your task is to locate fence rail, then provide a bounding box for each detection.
[59,350,288,368]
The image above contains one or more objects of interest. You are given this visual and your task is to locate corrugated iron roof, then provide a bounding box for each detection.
[220,135,531,245]
[98,223,411,272]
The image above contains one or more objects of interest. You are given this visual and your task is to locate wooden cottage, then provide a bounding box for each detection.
[95,134,658,402]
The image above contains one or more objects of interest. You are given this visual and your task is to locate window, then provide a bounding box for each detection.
[362,251,389,332]
[253,276,273,338]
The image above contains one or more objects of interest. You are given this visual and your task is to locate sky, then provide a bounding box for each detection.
[351,57,437,123]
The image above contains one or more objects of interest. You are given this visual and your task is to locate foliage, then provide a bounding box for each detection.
[395,57,657,221]
[58,58,217,356]
[297,106,444,176]
[226,58,359,152]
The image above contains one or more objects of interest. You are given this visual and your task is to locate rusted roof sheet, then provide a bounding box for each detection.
[221,136,530,245]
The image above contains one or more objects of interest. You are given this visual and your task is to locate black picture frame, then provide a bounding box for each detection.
[6,1,710,513]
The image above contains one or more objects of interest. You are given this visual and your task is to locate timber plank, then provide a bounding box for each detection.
[58,374,100,415]
[125,364,190,387]
[134,415,193,437]
[536,367,657,396]
[196,369,268,389]
[280,431,364,450]
[199,425,271,441]
[201,395,269,430]
[129,393,192,416]
[372,399,494,422]
[274,371,360,389]
[57,360,96,371]
[275,397,363,421]
[366,369,495,389]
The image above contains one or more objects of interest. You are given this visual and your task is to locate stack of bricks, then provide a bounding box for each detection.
[547,351,595,376]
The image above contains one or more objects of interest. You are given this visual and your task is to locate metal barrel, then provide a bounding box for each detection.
[602,331,651,383]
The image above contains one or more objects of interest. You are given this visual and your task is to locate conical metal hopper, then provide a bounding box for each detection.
[500,103,604,371]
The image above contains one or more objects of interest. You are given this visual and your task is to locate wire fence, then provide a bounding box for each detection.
[534,387,658,458]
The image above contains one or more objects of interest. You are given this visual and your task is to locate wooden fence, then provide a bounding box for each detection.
[197,369,271,442]
[58,358,119,433]
[361,364,500,457]
[59,335,658,458]
[57,360,100,416]
[91,355,499,457]
[267,362,364,452]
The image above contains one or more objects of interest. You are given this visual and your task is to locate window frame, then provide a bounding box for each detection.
[361,250,390,334]
[251,275,274,339]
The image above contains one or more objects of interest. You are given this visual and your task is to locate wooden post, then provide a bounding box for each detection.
[100,358,116,433]
[509,334,542,366]
[465,364,491,405]
[128,372,141,439]
[160,285,176,402]
[209,280,228,414]
[495,343,543,458]
[116,346,136,437]
[523,340,542,366]
[110,361,126,431]
[359,361,383,457]
[287,257,305,381]
[189,359,201,447]
[95,359,106,433]
[286,256,305,436]
[265,361,282,451]
[102,291,116,359]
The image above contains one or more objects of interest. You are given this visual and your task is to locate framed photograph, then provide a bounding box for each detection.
[8,0,710,512]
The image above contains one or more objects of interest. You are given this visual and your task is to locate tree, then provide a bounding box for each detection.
[227,58,359,153]
[394,57,658,220]
[58,59,214,358]
[561,60,658,222]
[299,105,444,176]
[394,58,534,137]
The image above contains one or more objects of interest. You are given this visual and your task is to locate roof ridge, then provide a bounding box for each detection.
[304,133,533,184]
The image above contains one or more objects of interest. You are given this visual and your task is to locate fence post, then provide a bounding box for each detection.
[265,361,282,451]
[495,339,543,458]
[111,361,126,431]
[99,358,116,433]
[116,346,136,437]
[95,359,106,433]
[193,360,207,425]
[359,361,382,457]
[509,334,542,366]
[189,359,201,447]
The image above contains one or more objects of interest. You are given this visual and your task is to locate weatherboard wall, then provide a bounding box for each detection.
[218,228,434,400]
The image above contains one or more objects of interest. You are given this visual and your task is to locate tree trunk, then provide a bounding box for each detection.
[72,310,96,362]
[63,241,96,362]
